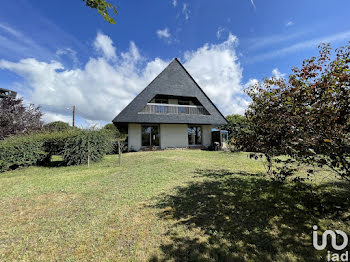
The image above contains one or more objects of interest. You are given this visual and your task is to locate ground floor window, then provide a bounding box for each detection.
[188,126,202,145]
[142,125,160,147]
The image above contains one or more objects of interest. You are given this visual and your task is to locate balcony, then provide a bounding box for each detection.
[0,88,17,99]
[139,103,209,115]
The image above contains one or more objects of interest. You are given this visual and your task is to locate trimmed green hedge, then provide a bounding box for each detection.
[0,130,110,172]
[62,130,109,165]
[38,131,79,165]
[0,135,46,172]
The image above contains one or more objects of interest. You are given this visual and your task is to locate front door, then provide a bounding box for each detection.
[141,125,160,147]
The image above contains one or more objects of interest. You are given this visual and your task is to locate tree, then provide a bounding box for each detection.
[82,0,118,24]
[102,123,120,138]
[43,121,72,132]
[101,123,126,157]
[245,43,350,181]
[0,97,43,139]
[226,114,247,127]
[221,114,254,151]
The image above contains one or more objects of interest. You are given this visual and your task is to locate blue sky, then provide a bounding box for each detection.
[0,0,349,127]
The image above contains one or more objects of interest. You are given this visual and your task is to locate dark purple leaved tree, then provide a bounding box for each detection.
[0,97,43,139]
[245,43,350,181]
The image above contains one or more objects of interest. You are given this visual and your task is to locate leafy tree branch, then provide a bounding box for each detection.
[82,0,117,24]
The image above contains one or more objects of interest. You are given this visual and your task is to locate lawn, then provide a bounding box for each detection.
[0,150,349,261]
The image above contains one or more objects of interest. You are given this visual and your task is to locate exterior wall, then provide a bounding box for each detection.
[201,125,212,147]
[168,98,178,104]
[128,123,141,151]
[160,124,188,149]
[128,123,212,151]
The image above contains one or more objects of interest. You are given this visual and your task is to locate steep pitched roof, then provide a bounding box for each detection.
[113,58,228,126]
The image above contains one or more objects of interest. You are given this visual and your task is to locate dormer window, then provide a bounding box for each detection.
[154,98,168,104]
[178,99,190,105]
[139,95,210,115]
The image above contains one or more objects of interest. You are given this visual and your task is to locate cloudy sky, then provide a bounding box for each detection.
[0,0,349,127]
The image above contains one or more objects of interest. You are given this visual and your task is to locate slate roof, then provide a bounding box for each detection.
[112,58,228,127]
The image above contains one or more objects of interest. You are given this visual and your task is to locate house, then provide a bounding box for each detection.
[0,88,17,99]
[113,58,228,151]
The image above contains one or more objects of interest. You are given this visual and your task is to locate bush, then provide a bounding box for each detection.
[61,130,109,165]
[43,121,72,132]
[0,135,46,172]
[105,140,127,155]
[0,129,110,172]
[101,123,120,138]
[38,131,79,165]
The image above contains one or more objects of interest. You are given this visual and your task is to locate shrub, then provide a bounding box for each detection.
[43,121,72,132]
[0,135,46,172]
[38,131,79,165]
[101,123,120,138]
[105,140,127,155]
[62,130,109,165]
[0,129,110,172]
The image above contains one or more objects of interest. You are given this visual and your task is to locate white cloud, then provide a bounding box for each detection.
[0,23,21,38]
[249,30,350,63]
[94,32,116,60]
[216,27,226,39]
[156,28,171,39]
[0,23,53,59]
[42,111,72,125]
[183,33,250,115]
[285,21,294,27]
[272,68,285,79]
[56,48,79,67]
[172,0,177,7]
[0,40,165,122]
[182,3,190,20]
[244,78,259,90]
[248,31,308,50]
[0,32,252,123]
[85,119,104,130]
[249,0,256,10]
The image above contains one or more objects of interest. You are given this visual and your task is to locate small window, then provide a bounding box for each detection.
[155,98,168,104]
[178,100,190,105]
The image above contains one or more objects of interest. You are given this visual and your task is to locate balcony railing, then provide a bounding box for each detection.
[139,103,209,115]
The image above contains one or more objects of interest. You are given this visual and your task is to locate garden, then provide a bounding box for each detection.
[0,150,349,261]
[0,43,349,261]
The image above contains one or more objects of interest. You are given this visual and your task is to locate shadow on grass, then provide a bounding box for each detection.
[44,160,65,168]
[150,169,350,262]
[38,155,65,168]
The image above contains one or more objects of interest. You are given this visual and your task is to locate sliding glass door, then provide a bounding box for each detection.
[188,126,202,145]
[141,125,160,147]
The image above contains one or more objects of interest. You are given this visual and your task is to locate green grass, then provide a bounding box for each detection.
[0,150,349,261]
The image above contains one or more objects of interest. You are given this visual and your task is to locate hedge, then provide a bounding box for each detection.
[0,135,46,172]
[62,130,109,165]
[0,129,110,172]
[38,131,79,165]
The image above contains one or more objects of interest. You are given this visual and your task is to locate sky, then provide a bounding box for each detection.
[0,0,349,128]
